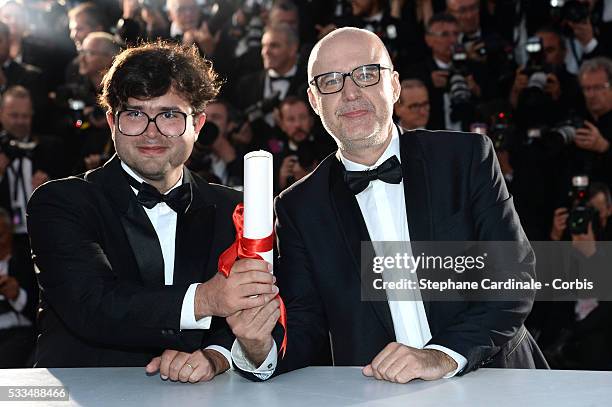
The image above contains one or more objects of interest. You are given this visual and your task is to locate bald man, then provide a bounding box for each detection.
[229,28,547,383]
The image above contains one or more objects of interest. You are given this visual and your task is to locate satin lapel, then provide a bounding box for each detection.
[173,169,216,285]
[329,158,395,340]
[120,201,166,286]
[87,155,165,286]
[399,131,434,317]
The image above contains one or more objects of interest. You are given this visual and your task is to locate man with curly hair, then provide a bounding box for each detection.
[26,42,278,382]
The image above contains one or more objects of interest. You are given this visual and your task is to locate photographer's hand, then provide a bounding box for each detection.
[551,207,569,241]
[466,74,481,98]
[32,170,49,190]
[84,154,102,170]
[467,41,486,62]
[572,221,597,258]
[431,70,449,89]
[575,121,609,153]
[0,153,10,178]
[510,66,528,108]
[122,0,140,19]
[279,155,297,190]
[211,134,237,164]
[544,73,561,101]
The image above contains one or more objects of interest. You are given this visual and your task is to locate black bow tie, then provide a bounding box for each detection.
[123,170,192,214]
[343,155,403,194]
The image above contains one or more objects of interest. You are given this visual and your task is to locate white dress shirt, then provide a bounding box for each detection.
[232,126,467,379]
[263,65,298,127]
[121,162,231,366]
[1,157,33,234]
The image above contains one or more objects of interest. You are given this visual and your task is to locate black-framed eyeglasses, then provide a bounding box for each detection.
[405,101,430,112]
[309,63,392,95]
[115,110,195,138]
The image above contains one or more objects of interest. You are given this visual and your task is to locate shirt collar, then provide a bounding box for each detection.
[434,57,451,70]
[268,65,298,78]
[120,161,184,195]
[363,12,384,23]
[170,22,183,38]
[338,124,401,171]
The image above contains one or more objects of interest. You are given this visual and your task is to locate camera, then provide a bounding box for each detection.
[448,44,473,123]
[549,114,584,145]
[526,113,584,153]
[243,92,282,123]
[568,175,597,234]
[0,131,37,160]
[562,0,590,23]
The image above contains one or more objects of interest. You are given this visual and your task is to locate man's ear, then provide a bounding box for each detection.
[391,71,401,104]
[194,112,207,141]
[307,88,320,116]
[105,111,115,140]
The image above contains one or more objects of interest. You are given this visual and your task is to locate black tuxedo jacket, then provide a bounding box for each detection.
[27,155,240,367]
[242,130,547,380]
[231,67,308,111]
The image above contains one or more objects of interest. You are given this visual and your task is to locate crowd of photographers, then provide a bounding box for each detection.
[0,0,610,370]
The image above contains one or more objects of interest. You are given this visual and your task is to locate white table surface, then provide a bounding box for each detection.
[0,366,609,407]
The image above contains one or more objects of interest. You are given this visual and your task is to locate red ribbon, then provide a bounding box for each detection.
[218,203,287,358]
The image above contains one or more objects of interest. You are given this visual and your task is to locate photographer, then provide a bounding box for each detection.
[230,22,307,147]
[187,99,243,186]
[0,86,63,256]
[403,13,484,130]
[117,0,169,44]
[546,181,612,370]
[510,28,585,117]
[274,96,330,192]
[556,0,611,74]
[318,0,425,72]
[55,32,121,173]
[0,207,37,368]
[393,79,431,130]
[567,57,612,187]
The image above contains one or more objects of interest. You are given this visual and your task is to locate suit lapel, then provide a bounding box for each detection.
[172,169,216,285]
[86,156,165,286]
[399,131,434,316]
[329,158,395,340]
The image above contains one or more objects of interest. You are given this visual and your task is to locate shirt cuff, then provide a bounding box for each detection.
[424,344,467,378]
[8,288,27,313]
[582,37,598,54]
[231,339,277,380]
[180,283,211,330]
[204,345,232,372]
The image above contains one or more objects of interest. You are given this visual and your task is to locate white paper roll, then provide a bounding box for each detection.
[243,150,274,268]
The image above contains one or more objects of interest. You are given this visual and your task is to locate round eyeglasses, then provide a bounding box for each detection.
[115,110,195,138]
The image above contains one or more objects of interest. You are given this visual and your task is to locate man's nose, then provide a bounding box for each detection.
[341,76,362,101]
[142,120,162,139]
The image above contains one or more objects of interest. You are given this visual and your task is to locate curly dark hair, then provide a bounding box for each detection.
[99,41,222,114]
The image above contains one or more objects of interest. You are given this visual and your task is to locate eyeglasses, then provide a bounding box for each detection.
[309,64,392,95]
[427,30,460,38]
[115,110,195,138]
[405,101,430,112]
[582,83,611,94]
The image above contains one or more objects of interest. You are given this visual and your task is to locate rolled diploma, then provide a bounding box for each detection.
[243,150,274,271]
